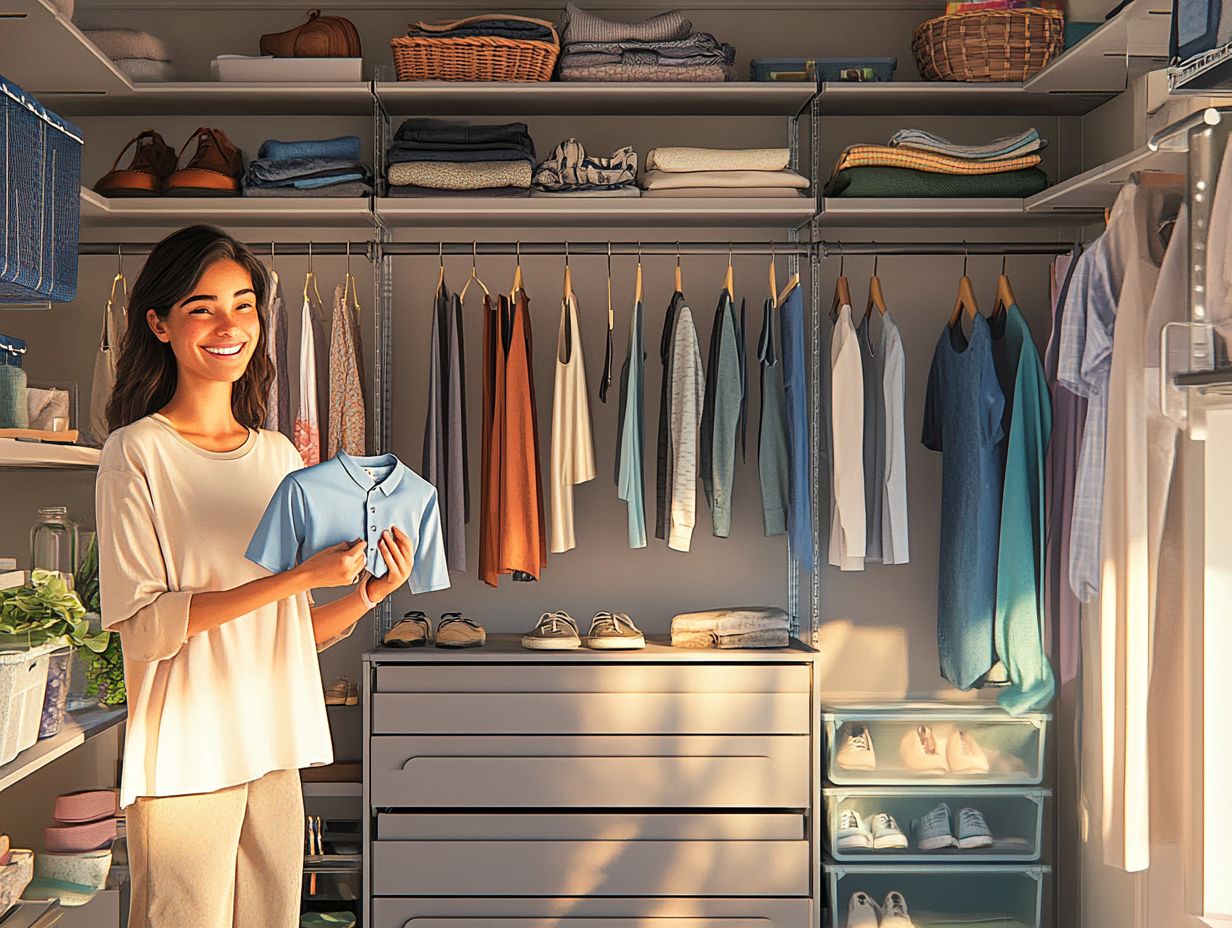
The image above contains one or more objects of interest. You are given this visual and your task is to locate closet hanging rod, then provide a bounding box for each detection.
[1148,106,1231,152]
[817,241,1072,256]
[77,242,379,258]
[381,242,813,256]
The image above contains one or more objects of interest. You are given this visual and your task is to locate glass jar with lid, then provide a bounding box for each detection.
[31,506,78,579]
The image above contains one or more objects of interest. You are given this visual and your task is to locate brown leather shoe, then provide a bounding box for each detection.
[93,130,177,197]
[163,127,243,197]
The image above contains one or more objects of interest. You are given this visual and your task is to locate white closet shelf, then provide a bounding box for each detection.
[1022,0,1172,93]
[0,0,128,96]
[374,196,817,227]
[1024,145,1188,212]
[80,188,375,228]
[43,82,375,117]
[0,707,126,793]
[301,781,362,798]
[815,82,1110,116]
[374,81,816,116]
[817,197,1088,227]
[0,439,100,470]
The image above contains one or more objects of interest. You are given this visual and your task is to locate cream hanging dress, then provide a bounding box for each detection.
[293,274,322,467]
[549,274,596,554]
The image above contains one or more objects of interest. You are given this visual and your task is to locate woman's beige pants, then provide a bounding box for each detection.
[126,768,303,928]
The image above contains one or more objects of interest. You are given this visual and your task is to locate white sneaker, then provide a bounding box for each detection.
[836,809,873,850]
[880,891,916,928]
[900,725,948,774]
[836,724,876,771]
[947,729,990,774]
[845,891,880,928]
[871,812,908,849]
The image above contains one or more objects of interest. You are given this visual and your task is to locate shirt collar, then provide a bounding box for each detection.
[336,452,407,496]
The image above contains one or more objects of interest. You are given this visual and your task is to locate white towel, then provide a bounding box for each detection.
[641,169,808,191]
[82,28,172,62]
[646,147,790,173]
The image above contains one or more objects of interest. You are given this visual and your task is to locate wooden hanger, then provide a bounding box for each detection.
[829,247,850,319]
[635,242,644,303]
[674,242,684,293]
[563,241,572,301]
[865,252,887,319]
[991,254,1015,318]
[341,242,361,313]
[778,270,800,306]
[724,242,734,295]
[511,240,523,295]
[768,241,778,308]
[606,242,615,333]
[434,242,446,298]
[460,241,489,304]
[303,240,322,306]
[947,246,979,327]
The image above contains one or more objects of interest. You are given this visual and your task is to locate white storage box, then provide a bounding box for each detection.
[0,642,58,765]
[825,787,1048,862]
[824,704,1049,786]
[825,863,1048,928]
[210,56,363,82]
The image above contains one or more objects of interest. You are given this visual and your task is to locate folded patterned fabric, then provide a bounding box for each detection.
[245,157,370,184]
[387,159,532,190]
[387,184,530,198]
[393,118,533,150]
[387,146,536,166]
[112,58,176,82]
[642,168,809,191]
[244,181,372,198]
[888,128,1043,161]
[531,186,641,197]
[258,136,361,163]
[534,139,637,191]
[643,187,803,198]
[673,628,791,649]
[562,33,733,60]
[559,61,734,82]
[646,147,790,173]
[834,144,1042,175]
[825,165,1049,198]
[407,15,556,43]
[560,1,692,44]
[671,606,790,649]
[82,28,172,61]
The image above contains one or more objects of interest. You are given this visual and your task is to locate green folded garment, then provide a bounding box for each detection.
[301,914,357,928]
[825,165,1049,198]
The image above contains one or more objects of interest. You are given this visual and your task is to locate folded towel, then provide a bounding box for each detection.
[825,165,1049,198]
[387,160,532,190]
[111,59,176,82]
[531,186,641,197]
[834,144,1042,176]
[888,128,1043,161]
[646,147,790,173]
[642,168,809,191]
[534,139,637,191]
[386,185,530,198]
[81,28,172,61]
[560,1,692,44]
[559,61,734,82]
[671,606,790,649]
[258,136,361,163]
[643,187,803,198]
[562,33,732,60]
[244,181,372,198]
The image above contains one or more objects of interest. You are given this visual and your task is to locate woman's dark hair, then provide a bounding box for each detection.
[107,225,273,432]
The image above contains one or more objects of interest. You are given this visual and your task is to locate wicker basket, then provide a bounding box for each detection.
[391,16,560,82]
[912,8,1065,82]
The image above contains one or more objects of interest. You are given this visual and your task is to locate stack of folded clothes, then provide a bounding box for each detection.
[671,607,791,649]
[825,128,1049,198]
[386,118,535,197]
[557,2,735,82]
[243,135,372,198]
[403,14,558,45]
[532,139,639,197]
[640,147,809,198]
[81,28,176,81]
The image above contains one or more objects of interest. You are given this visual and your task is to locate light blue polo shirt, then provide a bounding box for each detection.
[246,451,451,594]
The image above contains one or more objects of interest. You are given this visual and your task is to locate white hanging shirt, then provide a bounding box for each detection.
[829,303,866,570]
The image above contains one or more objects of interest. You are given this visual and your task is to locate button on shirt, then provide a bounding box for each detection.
[246,451,451,594]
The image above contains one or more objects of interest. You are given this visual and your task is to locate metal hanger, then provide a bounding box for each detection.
[459,241,489,304]
[948,242,980,326]
[865,251,888,319]
[102,244,127,352]
[991,253,1015,319]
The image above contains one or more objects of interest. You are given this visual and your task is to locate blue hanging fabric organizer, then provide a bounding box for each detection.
[0,75,83,303]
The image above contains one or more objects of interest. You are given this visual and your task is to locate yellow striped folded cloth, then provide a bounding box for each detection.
[833,144,1042,176]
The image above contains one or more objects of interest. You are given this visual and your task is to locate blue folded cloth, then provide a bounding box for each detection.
[257,136,362,163]
[245,157,371,185]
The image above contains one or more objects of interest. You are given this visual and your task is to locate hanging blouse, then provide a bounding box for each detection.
[700,288,743,538]
[829,303,865,571]
[423,281,469,571]
[780,284,815,571]
[858,311,886,562]
[262,268,292,440]
[328,282,366,459]
[549,287,596,554]
[615,293,647,548]
[88,272,126,446]
[666,300,705,552]
[880,311,909,565]
[293,280,322,467]
[655,291,685,541]
[757,296,789,537]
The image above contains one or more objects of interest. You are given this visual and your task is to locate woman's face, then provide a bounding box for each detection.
[147,258,261,386]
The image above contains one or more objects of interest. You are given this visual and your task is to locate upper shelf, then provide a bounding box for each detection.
[815,82,1111,116]
[0,438,100,470]
[0,707,125,793]
[817,197,1089,227]
[1024,144,1187,212]
[80,187,376,228]
[1023,0,1172,93]
[45,82,376,117]
[0,0,128,96]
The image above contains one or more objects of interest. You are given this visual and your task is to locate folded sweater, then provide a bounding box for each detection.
[559,61,734,82]
[82,28,172,61]
[387,160,532,190]
[825,165,1049,198]
[647,147,790,173]
[112,59,175,82]
[834,144,1042,175]
[560,1,692,44]
[888,128,1043,161]
[642,168,809,191]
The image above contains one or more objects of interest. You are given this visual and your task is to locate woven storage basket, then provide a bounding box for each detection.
[391,16,559,82]
[912,8,1065,82]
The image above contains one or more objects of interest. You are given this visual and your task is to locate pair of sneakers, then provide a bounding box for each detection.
[384,612,487,649]
[913,802,993,850]
[901,726,990,775]
[522,611,645,650]
[836,810,907,850]
[846,890,914,928]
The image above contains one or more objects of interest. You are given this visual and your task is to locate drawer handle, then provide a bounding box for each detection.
[398,754,769,769]
[402,919,780,928]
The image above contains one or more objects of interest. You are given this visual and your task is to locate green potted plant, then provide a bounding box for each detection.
[0,569,109,737]
[71,536,125,709]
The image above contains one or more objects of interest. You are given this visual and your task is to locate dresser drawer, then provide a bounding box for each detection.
[372,692,809,735]
[369,735,810,808]
[371,897,812,928]
[375,664,811,694]
[377,812,805,840]
[371,836,809,896]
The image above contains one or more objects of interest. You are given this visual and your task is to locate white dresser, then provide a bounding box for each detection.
[363,635,821,928]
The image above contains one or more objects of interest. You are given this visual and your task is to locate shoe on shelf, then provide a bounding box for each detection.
[522,611,581,650]
[163,127,243,196]
[323,677,357,706]
[900,725,948,774]
[956,806,994,848]
[836,810,873,850]
[584,611,646,650]
[913,802,957,850]
[383,612,431,648]
[880,891,916,928]
[93,130,177,197]
[947,729,991,774]
[836,724,876,771]
[871,812,908,849]
[845,891,880,928]
[435,613,486,649]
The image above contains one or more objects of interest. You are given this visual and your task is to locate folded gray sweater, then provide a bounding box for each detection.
[560,1,692,44]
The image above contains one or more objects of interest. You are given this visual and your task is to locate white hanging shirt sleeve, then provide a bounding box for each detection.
[881,312,909,564]
[829,303,866,570]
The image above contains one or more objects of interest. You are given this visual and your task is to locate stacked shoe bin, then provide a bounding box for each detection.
[821,704,1051,928]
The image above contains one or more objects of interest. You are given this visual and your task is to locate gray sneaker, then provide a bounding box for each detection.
[912,802,957,850]
[522,611,581,650]
[584,612,646,650]
[956,807,993,848]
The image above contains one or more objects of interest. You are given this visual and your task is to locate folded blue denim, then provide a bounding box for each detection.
[245,158,371,184]
[244,181,372,198]
[257,136,361,162]
[245,173,367,191]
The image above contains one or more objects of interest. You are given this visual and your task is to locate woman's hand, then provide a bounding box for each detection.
[365,527,415,604]
[294,540,367,591]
